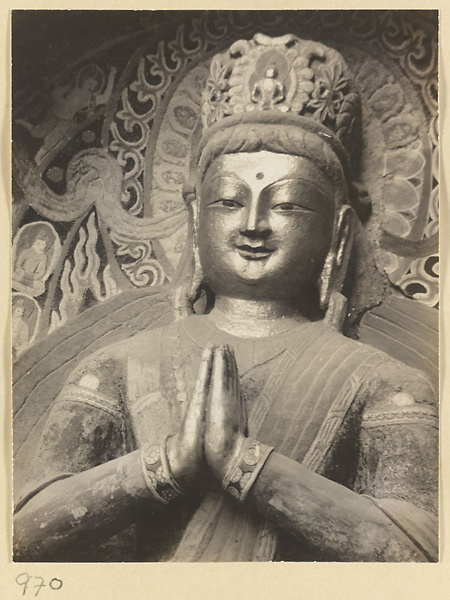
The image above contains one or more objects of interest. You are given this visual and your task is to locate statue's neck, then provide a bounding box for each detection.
[207,296,310,338]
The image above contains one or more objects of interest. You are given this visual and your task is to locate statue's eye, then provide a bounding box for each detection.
[210,198,243,208]
[272,202,314,213]
[273,203,301,212]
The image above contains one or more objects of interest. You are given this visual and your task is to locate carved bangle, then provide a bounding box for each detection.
[141,436,184,505]
[222,438,274,503]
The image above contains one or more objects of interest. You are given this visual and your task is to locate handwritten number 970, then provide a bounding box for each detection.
[16,574,63,596]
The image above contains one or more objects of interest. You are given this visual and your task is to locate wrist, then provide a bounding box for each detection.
[165,435,199,490]
[140,436,185,505]
[222,438,274,502]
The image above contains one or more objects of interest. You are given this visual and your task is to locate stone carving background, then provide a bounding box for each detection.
[12,10,438,360]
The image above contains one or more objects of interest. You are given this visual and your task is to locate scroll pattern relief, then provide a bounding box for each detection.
[397,116,439,306]
[12,11,438,353]
[347,50,438,306]
[109,232,166,288]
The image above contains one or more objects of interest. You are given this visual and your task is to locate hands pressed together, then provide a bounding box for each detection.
[168,344,248,488]
[142,345,273,504]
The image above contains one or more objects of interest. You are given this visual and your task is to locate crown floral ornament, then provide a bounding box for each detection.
[201,33,361,163]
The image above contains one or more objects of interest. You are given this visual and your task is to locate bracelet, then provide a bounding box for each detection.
[141,435,185,505]
[222,438,274,503]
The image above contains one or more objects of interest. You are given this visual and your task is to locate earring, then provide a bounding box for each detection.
[173,195,204,319]
[319,255,347,332]
[319,253,334,312]
[319,206,354,332]
[323,291,347,332]
[188,199,205,303]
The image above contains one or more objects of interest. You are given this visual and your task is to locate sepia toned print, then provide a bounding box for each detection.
[12,10,438,562]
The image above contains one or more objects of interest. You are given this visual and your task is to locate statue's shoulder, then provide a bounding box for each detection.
[339,332,439,420]
[65,323,173,391]
[317,325,437,413]
[307,322,386,366]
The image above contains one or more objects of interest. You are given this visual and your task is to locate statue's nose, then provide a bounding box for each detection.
[239,200,271,238]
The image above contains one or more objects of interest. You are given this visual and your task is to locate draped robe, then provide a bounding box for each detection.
[16,315,438,562]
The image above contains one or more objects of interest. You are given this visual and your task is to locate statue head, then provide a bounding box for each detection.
[31,236,47,253]
[178,33,368,325]
[13,300,26,318]
[76,64,105,95]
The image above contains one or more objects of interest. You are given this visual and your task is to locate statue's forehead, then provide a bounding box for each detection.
[202,151,334,197]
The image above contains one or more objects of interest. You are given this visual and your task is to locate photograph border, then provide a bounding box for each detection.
[2,2,448,599]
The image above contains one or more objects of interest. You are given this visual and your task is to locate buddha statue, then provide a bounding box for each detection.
[13,33,438,563]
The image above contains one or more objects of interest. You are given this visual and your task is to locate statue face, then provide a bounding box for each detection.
[198,151,336,303]
[13,305,25,318]
[32,239,47,253]
[84,77,98,92]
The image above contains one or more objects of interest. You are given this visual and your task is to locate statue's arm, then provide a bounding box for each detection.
[245,368,438,562]
[14,337,212,561]
[13,449,161,561]
[246,438,436,562]
[34,254,47,279]
[95,67,117,106]
[205,346,437,562]
[13,345,162,561]
[15,249,27,276]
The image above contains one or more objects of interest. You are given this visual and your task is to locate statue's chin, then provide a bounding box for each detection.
[234,259,274,282]
[202,252,321,305]
[207,275,317,307]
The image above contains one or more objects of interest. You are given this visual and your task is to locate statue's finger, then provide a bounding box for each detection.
[230,346,240,398]
[208,346,229,422]
[211,345,226,387]
[223,344,240,399]
[238,390,248,435]
[182,345,213,438]
[220,345,232,389]
[194,344,214,397]
[223,346,246,433]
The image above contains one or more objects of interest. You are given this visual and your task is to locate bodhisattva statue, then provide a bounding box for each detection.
[14,34,438,562]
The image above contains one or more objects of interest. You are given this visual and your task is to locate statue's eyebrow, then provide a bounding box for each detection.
[202,172,249,185]
[201,174,333,201]
[261,177,332,198]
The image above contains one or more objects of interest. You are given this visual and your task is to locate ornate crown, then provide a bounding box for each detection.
[201,33,361,165]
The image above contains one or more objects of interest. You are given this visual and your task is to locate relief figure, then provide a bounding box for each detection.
[12,300,29,360]
[12,222,60,297]
[16,64,117,166]
[12,294,40,360]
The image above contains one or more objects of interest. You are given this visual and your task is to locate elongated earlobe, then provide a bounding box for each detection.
[173,194,205,319]
[319,205,355,330]
[188,199,205,302]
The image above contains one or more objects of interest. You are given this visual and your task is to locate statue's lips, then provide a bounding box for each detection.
[236,244,275,260]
